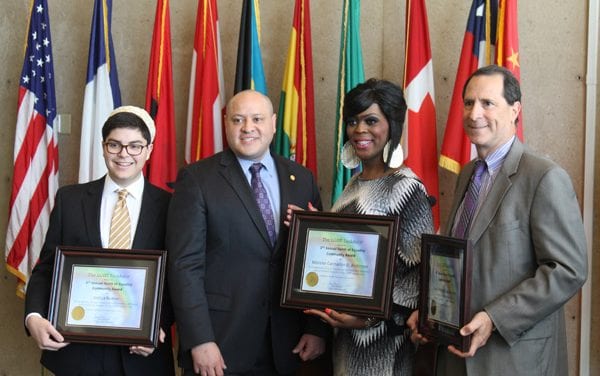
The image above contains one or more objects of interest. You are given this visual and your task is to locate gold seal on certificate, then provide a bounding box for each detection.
[71,306,85,321]
[300,229,379,296]
[305,272,319,287]
[281,211,399,319]
[48,246,167,347]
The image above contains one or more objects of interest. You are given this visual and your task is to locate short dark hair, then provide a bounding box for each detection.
[343,78,407,168]
[102,112,152,144]
[462,65,521,105]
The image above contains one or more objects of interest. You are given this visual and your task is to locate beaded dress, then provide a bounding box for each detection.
[331,167,434,376]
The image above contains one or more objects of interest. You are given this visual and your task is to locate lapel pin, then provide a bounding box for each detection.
[290,174,296,181]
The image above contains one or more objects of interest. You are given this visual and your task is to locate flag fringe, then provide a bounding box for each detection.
[439,155,461,175]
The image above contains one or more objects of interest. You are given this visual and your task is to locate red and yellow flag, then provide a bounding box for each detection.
[145,0,177,191]
[273,0,317,177]
[496,0,523,139]
[440,0,522,174]
[439,0,495,173]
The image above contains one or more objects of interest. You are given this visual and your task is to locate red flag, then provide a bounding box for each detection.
[145,0,177,191]
[273,0,318,177]
[439,0,497,174]
[186,0,225,163]
[496,0,523,139]
[403,0,440,230]
[6,0,59,297]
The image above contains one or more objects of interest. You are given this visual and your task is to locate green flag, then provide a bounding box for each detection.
[331,0,364,204]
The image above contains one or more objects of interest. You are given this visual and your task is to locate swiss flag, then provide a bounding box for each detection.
[403,0,440,230]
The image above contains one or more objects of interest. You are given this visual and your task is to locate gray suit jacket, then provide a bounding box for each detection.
[439,140,587,376]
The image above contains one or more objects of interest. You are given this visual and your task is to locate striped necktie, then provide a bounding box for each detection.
[108,189,131,249]
[250,163,277,245]
[454,160,486,238]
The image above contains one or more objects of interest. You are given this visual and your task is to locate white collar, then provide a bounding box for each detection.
[104,174,145,200]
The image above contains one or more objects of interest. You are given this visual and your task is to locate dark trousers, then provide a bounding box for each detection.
[183,327,290,376]
[48,345,125,376]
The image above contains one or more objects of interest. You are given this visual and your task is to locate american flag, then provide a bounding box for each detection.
[5,0,59,297]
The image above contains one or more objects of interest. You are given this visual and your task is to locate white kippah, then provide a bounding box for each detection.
[108,105,156,143]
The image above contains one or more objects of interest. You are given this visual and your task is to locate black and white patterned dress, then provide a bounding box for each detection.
[331,167,434,376]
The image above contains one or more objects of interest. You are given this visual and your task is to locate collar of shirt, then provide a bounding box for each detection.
[482,136,516,180]
[100,174,145,248]
[103,174,145,201]
[236,153,281,236]
[237,153,277,185]
[452,136,515,237]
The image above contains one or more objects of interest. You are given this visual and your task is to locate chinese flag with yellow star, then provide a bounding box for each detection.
[496,0,523,139]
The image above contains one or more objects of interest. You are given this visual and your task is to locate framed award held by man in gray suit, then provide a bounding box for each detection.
[418,234,473,351]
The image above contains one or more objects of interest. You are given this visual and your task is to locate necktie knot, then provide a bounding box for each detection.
[250,163,263,176]
[117,189,128,201]
[473,160,486,178]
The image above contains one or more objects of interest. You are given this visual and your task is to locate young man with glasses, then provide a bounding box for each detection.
[24,106,175,375]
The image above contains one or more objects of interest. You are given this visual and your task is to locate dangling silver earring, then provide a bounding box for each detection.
[382,141,404,168]
[341,141,360,169]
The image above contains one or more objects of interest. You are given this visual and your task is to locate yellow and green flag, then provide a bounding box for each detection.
[273,0,317,177]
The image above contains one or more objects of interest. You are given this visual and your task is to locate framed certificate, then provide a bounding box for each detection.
[281,211,399,319]
[48,246,166,347]
[418,234,472,351]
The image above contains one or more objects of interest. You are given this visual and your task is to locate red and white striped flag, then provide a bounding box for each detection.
[185,0,225,163]
[6,0,59,297]
[403,0,440,230]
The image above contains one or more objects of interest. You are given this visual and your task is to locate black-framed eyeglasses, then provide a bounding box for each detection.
[103,141,149,156]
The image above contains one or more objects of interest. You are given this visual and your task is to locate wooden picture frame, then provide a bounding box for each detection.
[281,211,399,319]
[418,234,472,351]
[48,246,166,347]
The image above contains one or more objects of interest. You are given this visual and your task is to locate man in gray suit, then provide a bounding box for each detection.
[167,90,328,376]
[408,65,587,375]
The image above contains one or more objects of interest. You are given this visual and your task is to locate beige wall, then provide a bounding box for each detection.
[0,1,596,375]
[592,6,600,371]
